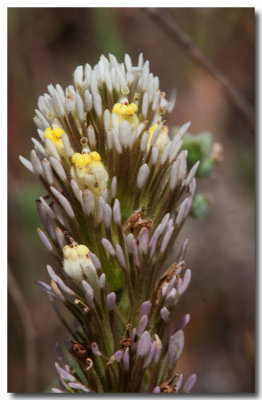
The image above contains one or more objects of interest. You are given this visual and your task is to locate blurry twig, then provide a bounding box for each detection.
[8,267,38,392]
[143,8,255,132]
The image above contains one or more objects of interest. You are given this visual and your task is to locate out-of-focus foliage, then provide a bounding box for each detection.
[180,131,220,218]
[190,192,210,219]
[91,8,125,59]
[182,131,214,177]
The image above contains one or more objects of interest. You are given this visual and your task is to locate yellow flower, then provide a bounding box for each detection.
[147,123,170,153]
[71,151,108,196]
[63,244,97,285]
[112,102,139,129]
[44,126,68,157]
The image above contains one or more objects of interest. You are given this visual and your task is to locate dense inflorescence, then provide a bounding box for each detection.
[20,53,198,393]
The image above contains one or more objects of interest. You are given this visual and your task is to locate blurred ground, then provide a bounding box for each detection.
[8,8,255,393]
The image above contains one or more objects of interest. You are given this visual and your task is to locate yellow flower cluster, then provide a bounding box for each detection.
[71,151,108,196]
[71,151,101,167]
[63,243,90,260]
[112,102,139,128]
[44,126,65,143]
[44,126,69,158]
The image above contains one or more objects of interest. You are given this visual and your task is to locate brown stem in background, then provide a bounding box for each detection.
[8,267,38,392]
[142,7,255,132]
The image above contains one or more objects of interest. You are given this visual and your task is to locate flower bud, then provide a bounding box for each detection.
[82,280,94,308]
[137,314,148,336]
[153,386,161,393]
[168,330,184,369]
[154,334,162,363]
[63,244,98,286]
[137,331,151,358]
[106,292,116,310]
[108,350,122,364]
[160,306,170,322]
[144,341,157,368]
[177,313,191,331]
[123,347,130,371]
[179,269,191,294]
[98,273,106,288]
[137,164,150,189]
[183,374,197,393]
[91,342,101,356]
[139,300,152,318]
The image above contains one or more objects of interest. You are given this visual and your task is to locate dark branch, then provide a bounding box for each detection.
[143,8,254,131]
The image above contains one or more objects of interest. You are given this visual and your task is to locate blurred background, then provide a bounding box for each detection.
[8,8,255,393]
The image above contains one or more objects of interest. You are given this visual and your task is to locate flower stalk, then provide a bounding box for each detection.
[20,53,199,393]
